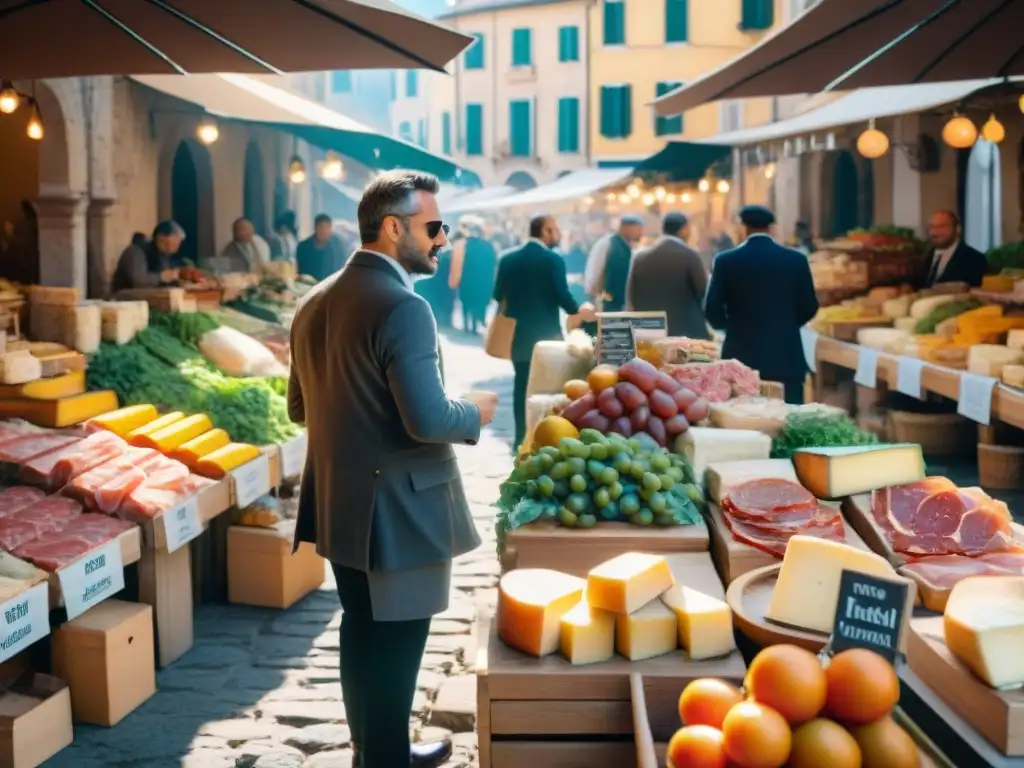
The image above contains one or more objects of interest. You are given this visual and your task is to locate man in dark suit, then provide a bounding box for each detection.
[704,205,819,405]
[493,215,595,449]
[626,212,711,339]
[288,170,498,768]
[920,209,989,288]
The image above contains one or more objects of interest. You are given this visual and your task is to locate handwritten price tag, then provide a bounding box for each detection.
[957,372,998,425]
[280,432,308,479]
[800,327,819,373]
[163,497,202,553]
[232,452,271,509]
[854,347,879,389]
[0,583,48,663]
[895,357,926,399]
[59,539,125,620]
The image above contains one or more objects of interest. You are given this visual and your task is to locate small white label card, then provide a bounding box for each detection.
[800,327,819,373]
[895,356,927,399]
[163,496,202,554]
[59,539,125,620]
[280,432,308,479]
[957,372,998,425]
[232,452,271,509]
[854,346,880,389]
[0,582,49,663]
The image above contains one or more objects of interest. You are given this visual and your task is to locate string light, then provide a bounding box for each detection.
[626,184,641,199]
[196,119,219,145]
[856,118,889,159]
[980,114,1005,144]
[641,192,655,206]
[287,156,307,185]
[618,193,630,205]
[716,180,730,194]
[319,151,344,181]
[665,193,677,204]
[681,192,692,204]
[941,113,977,149]
[654,186,666,200]
[0,82,19,115]
[605,192,616,203]
[25,100,43,141]
[764,163,777,179]
[698,179,710,193]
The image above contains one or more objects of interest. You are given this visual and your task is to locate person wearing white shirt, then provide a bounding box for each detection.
[921,210,988,288]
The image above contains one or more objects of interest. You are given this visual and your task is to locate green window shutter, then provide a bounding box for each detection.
[740,0,774,30]
[654,81,684,136]
[664,0,688,43]
[620,85,633,138]
[465,104,483,156]
[465,33,485,69]
[600,85,631,139]
[442,111,452,155]
[512,28,532,66]
[398,121,412,142]
[405,71,418,97]
[417,119,428,148]
[557,97,580,153]
[509,100,532,157]
[330,71,352,93]
[603,0,625,45]
[558,26,580,62]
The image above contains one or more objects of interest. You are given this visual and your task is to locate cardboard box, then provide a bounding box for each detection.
[51,600,156,726]
[228,525,325,609]
[0,673,73,767]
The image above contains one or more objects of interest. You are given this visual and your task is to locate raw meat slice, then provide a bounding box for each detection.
[0,486,46,518]
[22,430,128,489]
[0,497,82,550]
[12,513,135,571]
[899,552,1024,591]
[95,466,149,514]
[122,474,213,520]
[64,447,160,508]
[0,433,80,463]
[137,456,191,491]
[0,421,45,446]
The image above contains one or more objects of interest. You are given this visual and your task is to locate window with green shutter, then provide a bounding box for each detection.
[654,82,683,136]
[330,71,352,93]
[599,85,632,139]
[557,97,580,153]
[464,33,485,69]
[465,104,483,156]
[417,119,428,148]
[398,121,413,142]
[405,71,418,97]
[509,100,532,157]
[511,28,532,66]
[740,0,774,30]
[603,0,625,45]
[558,26,580,62]
[442,111,452,155]
[664,0,688,42]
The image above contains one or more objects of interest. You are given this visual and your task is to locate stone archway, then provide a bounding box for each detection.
[169,139,215,266]
[243,140,268,236]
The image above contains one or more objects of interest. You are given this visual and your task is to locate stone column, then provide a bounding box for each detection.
[87,197,115,299]
[36,194,89,294]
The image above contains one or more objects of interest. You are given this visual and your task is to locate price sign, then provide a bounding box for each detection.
[831,570,911,663]
[597,317,636,366]
[957,372,998,425]
[895,356,926,399]
[0,583,49,663]
[232,452,271,509]
[799,327,819,373]
[59,539,125,620]
[280,432,308,479]
[854,347,879,389]
[162,497,202,554]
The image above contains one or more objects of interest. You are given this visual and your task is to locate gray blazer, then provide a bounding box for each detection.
[626,236,712,340]
[288,250,482,571]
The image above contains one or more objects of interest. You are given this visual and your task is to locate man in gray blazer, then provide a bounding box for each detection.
[288,170,498,768]
[625,212,712,339]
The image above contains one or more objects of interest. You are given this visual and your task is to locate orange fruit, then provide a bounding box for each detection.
[721,701,792,768]
[564,379,590,400]
[666,725,727,768]
[824,649,900,724]
[788,718,862,768]
[530,416,579,451]
[587,364,619,393]
[679,678,744,729]
[744,644,827,725]
[848,715,920,768]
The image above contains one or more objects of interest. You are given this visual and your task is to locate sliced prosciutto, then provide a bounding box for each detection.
[900,552,1024,591]
[121,473,213,520]
[22,430,129,490]
[64,447,161,509]
[13,514,136,571]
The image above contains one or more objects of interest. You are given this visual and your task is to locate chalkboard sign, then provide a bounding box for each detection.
[598,318,636,366]
[831,570,910,663]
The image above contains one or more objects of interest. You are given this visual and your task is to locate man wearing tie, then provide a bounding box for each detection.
[920,210,988,288]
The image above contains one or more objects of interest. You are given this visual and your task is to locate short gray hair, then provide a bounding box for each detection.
[358,170,441,243]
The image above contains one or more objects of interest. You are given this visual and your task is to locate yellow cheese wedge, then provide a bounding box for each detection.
[0,370,85,400]
[660,585,735,660]
[791,443,925,499]
[127,411,184,443]
[586,552,675,615]
[766,536,899,635]
[559,599,615,665]
[497,569,585,657]
[0,389,119,428]
[615,600,677,661]
[85,404,158,437]
[134,413,213,452]
[943,575,1024,689]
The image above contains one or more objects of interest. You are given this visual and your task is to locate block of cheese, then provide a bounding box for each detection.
[497,569,585,656]
[967,345,1024,377]
[100,302,139,345]
[587,553,674,615]
[0,370,85,401]
[0,351,42,385]
[59,303,102,354]
[559,599,615,665]
[893,317,918,332]
[791,443,925,499]
[981,275,1015,292]
[943,575,1024,689]
[705,459,799,503]
[766,536,899,635]
[1008,331,1024,351]
[881,295,912,319]
[127,411,185,442]
[0,389,119,428]
[677,427,772,481]
[1002,365,1024,388]
[615,599,678,661]
[660,585,735,660]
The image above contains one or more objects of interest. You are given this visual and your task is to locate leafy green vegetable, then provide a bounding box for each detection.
[913,299,982,334]
[986,241,1024,273]
[771,412,878,459]
[149,311,220,347]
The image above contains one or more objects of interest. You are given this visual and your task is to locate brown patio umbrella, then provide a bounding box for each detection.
[655,0,1024,116]
[0,0,473,78]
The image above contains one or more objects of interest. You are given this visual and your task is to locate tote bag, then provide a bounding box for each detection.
[485,301,515,360]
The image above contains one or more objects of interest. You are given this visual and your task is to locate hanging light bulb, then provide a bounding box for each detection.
[618,193,630,205]
[981,114,1005,144]
[196,119,219,145]
[25,100,43,141]
[605,192,616,203]
[319,151,345,181]
[764,163,777,180]
[654,186,666,200]
[0,82,19,115]
[287,155,307,185]
[698,178,710,193]
[716,180,730,194]
[665,193,677,204]
[626,184,641,199]
[855,118,889,159]
[941,113,978,149]
[641,192,655,206]
[681,192,693,204]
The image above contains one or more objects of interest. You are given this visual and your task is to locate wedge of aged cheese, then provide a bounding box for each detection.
[0,389,118,428]
[943,576,1024,689]
[1007,330,1024,351]
[660,585,735,659]
[615,600,677,661]
[586,553,674,615]
[967,345,1024,377]
[705,459,799,504]
[791,443,925,499]
[677,427,772,481]
[766,536,898,635]
[1002,365,1024,388]
[559,598,615,665]
[497,569,585,657]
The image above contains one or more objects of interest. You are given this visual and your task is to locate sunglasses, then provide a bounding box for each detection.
[426,221,450,239]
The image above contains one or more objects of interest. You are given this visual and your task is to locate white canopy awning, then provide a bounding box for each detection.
[697,79,1003,147]
[472,168,634,211]
[442,185,519,216]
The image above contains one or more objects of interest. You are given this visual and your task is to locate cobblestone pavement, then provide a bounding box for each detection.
[45,329,513,768]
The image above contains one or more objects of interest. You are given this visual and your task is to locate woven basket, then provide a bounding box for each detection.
[886,411,974,456]
[978,444,1024,490]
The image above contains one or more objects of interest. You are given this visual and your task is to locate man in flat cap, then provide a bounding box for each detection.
[704,205,819,404]
[584,214,645,312]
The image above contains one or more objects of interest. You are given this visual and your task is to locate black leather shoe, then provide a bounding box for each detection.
[411,737,453,767]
